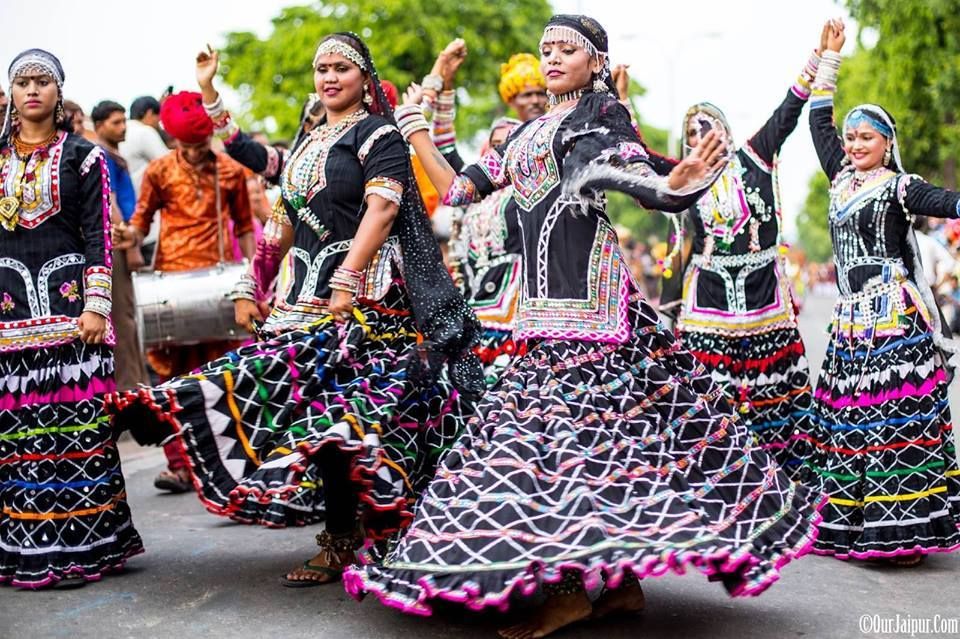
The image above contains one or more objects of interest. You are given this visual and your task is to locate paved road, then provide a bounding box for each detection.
[3,293,959,639]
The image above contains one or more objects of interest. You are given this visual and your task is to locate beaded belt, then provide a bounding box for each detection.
[690,245,778,269]
[835,256,906,297]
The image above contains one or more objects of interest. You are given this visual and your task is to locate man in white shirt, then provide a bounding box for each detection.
[120,96,169,194]
[121,96,171,263]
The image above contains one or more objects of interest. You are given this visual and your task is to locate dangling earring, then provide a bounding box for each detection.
[55,101,65,126]
[10,106,19,128]
[362,84,373,106]
[883,147,892,166]
[591,73,606,93]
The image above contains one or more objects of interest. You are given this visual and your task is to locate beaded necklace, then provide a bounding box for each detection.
[0,130,60,231]
[284,108,368,238]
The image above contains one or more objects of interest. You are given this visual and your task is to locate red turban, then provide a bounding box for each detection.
[380,81,398,110]
[160,91,214,144]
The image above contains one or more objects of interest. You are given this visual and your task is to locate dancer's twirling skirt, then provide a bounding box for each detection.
[1,342,143,588]
[806,280,960,558]
[106,287,461,537]
[680,327,815,478]
[344,295,825,614]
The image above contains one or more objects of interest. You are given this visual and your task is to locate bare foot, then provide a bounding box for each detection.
[590,581,645,620]
[498,591,593,639]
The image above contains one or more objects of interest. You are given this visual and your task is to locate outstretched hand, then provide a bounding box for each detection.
[667,129,727,191]
[196,44,220,90]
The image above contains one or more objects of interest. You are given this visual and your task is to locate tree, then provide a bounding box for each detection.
[796,171,834,263]
[218,0,552,140]
[839,0,960,188]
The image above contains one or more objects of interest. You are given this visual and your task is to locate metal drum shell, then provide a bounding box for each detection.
[133,263,252,347]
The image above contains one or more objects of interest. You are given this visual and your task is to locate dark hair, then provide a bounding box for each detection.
[90,100,125,125]
[130,95,161,120]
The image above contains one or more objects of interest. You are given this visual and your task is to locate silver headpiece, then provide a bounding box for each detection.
[313,39,367,70]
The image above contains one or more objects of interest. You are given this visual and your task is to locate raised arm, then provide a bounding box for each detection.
[808,22,847,181]
[395,84,513,208]
[196,45,287,183]
[424,39,468,172]
[746,48,823,167]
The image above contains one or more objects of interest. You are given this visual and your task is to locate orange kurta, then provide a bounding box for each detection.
[131,150,253,272]
[131,150,253,379]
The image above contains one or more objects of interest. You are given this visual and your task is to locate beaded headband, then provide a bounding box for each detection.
[9,56,63,87]
[539,26,600,59]
[313,39,367,70]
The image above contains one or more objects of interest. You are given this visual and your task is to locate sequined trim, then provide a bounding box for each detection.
[364,176,403,206]
[516,223,631,343]
[358,125,399,165]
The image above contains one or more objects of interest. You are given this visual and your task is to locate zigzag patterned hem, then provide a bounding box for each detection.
[0,341,143,588]
[106,289,463,537]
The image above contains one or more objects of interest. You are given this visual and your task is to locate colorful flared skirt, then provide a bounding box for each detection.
[106,288,462,538]
[680,326,815,477]
[344,294,825,614]
[0,341,143,588]
[806,279,960,558]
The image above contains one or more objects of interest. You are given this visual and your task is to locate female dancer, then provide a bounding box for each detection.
[0,49,142,588]
[108,33,482,587]
[806,21,960,564]
[666,27,831,475]
[347,15,825,639]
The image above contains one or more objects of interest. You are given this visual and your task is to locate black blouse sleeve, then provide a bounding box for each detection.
[746,89,807,167]
[359,123,409,206]
[561,97,717,213]
[223,130,287,186]
[809,98,846,181]
[901,175,960,219]
[76,141,113,317]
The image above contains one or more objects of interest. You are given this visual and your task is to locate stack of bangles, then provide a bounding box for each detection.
[229,272,258,303]
[330,265,363,296]
[394,104,429,142]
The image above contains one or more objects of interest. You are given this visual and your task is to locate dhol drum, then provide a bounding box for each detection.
[133,262,251,347]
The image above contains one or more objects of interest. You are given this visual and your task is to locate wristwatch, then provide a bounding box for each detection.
[422,74,444,93]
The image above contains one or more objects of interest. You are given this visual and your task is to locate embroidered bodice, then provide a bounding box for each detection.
[677,85,810,335]
[224,113,407,332]
[444,96,707,343]
[0,132,113,352]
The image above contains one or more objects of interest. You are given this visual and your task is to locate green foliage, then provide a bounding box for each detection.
[218,0,552,140]
[839,0,960,186]
[796,171,834,263]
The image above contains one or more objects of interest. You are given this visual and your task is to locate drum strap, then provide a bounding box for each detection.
[214,159,224,265]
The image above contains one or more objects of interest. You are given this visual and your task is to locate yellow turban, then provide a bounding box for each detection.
[498,53,545,104]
